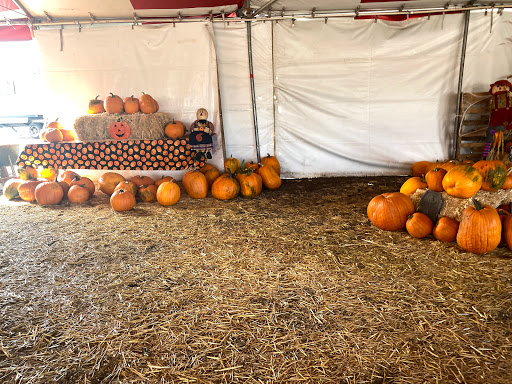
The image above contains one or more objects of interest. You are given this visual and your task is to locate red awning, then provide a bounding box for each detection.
[0,25,32,41]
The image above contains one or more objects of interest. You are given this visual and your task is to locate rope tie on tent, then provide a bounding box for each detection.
[59,25,63,51]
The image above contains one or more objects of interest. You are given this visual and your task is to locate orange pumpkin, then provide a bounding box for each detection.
[69,176,96,197]
[211,170,240,200]
[58,181,70,200]
[440,160,458,172]
[442,165,482,198]
[156,181,181,206]
[58,170,80,184]
[367,192,415,231]
[18,179,44,202]
[130,175,155,188]
[164,119,186,139]
[47,119,63,130]
[502,168,512,190]
[35,181,64,205]
[114,180,138,197]
[138,184,158,202]
[473,160,507,191]
[199,163,216,174]
[104,93,124,114]
[456,199,501,255]
[204,167,221,188]
[238,170,262,198]
[60,129,76,142]
[155,175,175,187]
[410,161,430,177]
[432,217,459,243]
[425,168,447,192]
[88,95,106,114]
[258,163,282,190]
[425,161,443,174]
[502,214,512,251]
[224,155,240,175]
[139,93,158,114]
[98,172,125,195]
[406,212,433,239]
[260,154,280,176]
[68,185,90,203]
[44,128,63,142]
[244,161,260,173]
[182,169,208,199]
[399,176,427,196]
[123,95,140,114]
[110,188,136,212]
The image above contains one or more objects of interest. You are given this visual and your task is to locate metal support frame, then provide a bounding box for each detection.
[246,21,261,162]
[453,10,471,160]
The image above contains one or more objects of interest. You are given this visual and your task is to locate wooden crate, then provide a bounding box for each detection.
[455,92,490,160]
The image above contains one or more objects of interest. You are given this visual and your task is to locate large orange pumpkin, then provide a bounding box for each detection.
[99,172,125,195]
[110,188,136,212]
[406,212,433,238]
[472,160,507,191]
[425,168,447,192]
[237,170,262,198]
[442,165,482,198]
[456,199,501,255]
[182,169,208,199]
[399,176,427,196]
[35,182,64,205]
[156,181,181,206]
[367,192,415,231]
[432,217,459,243]
[211,170,240,200]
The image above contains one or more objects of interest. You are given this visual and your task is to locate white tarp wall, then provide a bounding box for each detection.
[33,12,512,179]
[33,22,224,179]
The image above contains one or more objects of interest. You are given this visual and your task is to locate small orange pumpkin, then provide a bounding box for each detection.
[156,181,181,206]
[44,128,63,142]
[258,163,282,190]
[260,154,280,176]
[123,95,140,114]
[155,175,175,187]
[68,185,90,203]
[406,212,433,239]
[110,188,136,212]
[18,179,44,202]
[104,93,124,114]
[502,168,512,190]
[60,129,76,141]
[70,176,96,197]
[442,165,482,199]
[58,170,80,184]
[114,180,138,197]
[204,167,221,188]
[425,167,447,192]
[164,119,186,139]
[88,95,106,114]
[138,184,158,202]
[199,163,216,174]
[399,176,427,196]
[211,169,240,200]
[473,160,507,191]
[130,175,155,188]
[237,170,262,198]
[433,217,459,243]
[139,92,158,114]
[410,161,431,177]
[224,155,240,175]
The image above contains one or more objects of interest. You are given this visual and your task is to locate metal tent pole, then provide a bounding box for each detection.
[453,10,471,160]
[247,20,261,162]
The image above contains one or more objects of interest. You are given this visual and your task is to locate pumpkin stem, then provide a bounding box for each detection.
[472,198,484,211]
[95,95,100,100]
[110,92,115,98]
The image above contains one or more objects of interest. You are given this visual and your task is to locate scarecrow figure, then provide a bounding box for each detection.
[189,108,215,164]
[483,79,512,159]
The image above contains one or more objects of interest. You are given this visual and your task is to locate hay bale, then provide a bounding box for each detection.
[74,112,173,141]
[411,188,512,221]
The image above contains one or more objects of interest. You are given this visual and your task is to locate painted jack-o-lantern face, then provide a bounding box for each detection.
[109,118,131,140]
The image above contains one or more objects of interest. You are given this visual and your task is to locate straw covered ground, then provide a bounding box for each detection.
[0,176,512,383]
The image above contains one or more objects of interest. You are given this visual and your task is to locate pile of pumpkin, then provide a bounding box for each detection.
[367,159,512,255]
[2,153,282,212]
[39,119,77,143]
[88,92,159,115]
